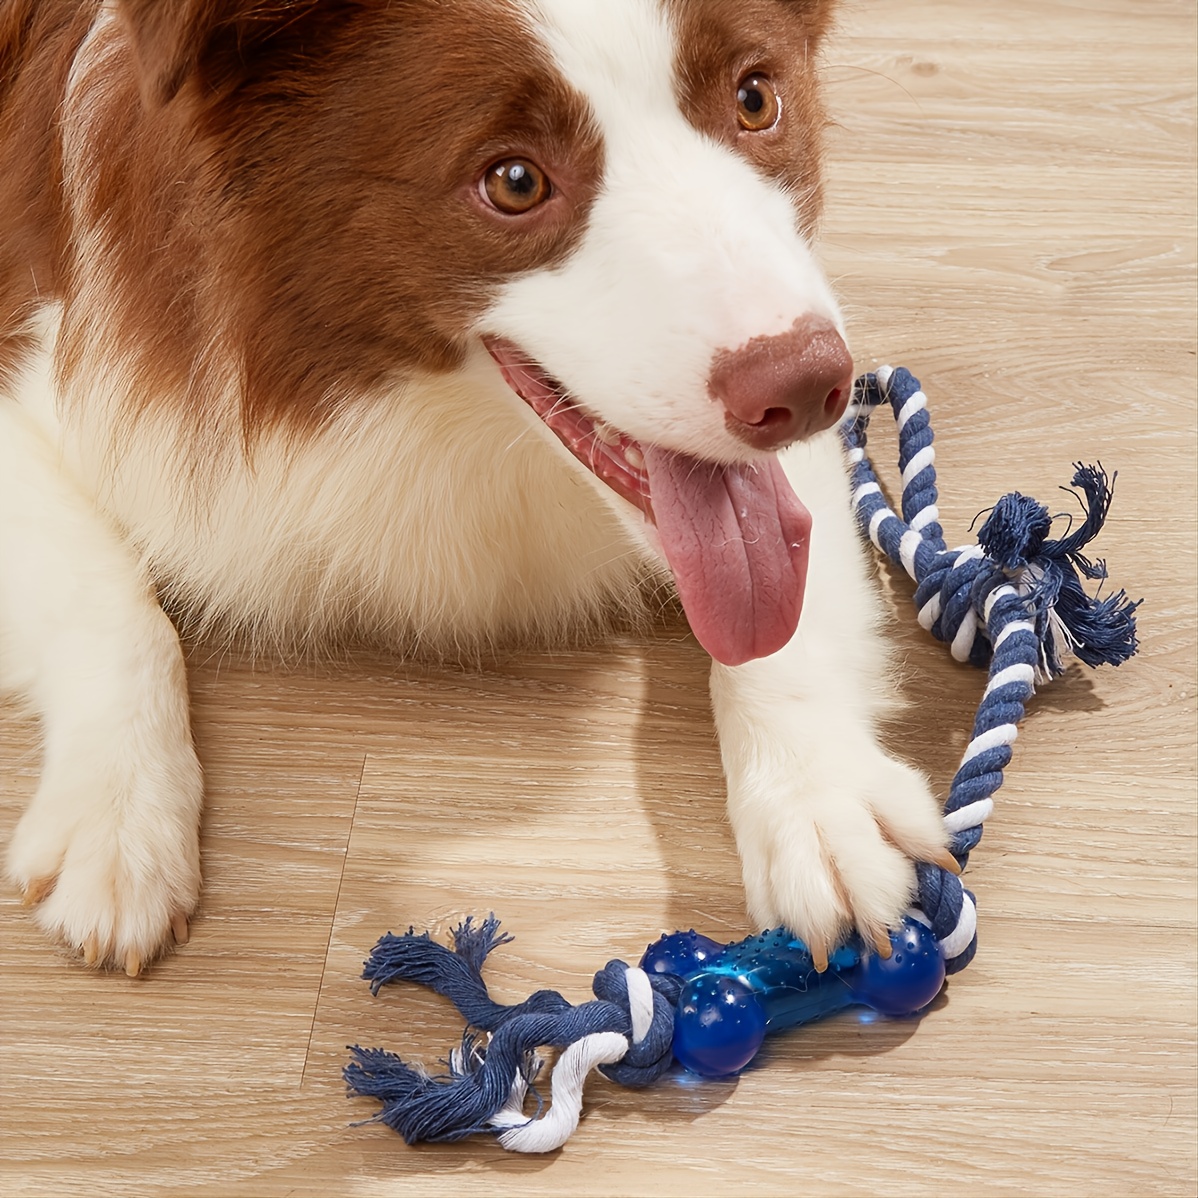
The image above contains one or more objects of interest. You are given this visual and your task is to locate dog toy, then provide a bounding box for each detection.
[647,916,945,1078]
[344,912,945,1151]
[345,366,1139,1151]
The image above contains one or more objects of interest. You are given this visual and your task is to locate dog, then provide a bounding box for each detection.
[0,0,954,978]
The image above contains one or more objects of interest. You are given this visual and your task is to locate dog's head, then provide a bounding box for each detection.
[114,0,844,663]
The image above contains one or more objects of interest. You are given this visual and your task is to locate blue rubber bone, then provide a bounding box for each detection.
[640,916,946,1077]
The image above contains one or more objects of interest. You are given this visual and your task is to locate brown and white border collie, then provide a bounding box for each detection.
[0,0,954,977]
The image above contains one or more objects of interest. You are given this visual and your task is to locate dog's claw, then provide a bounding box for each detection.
[810,941,830,973]
[930,847,963,876]
[171,914,190,945]
[21,876,55,907]
[871,929,893,959]
[83,935,101,966]
[124,950,142,978]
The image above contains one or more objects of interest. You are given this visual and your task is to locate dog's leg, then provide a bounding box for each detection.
[0,401,201,976]
[709,431,949,966]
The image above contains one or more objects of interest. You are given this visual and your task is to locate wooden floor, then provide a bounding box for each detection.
[2,2,1195,1194]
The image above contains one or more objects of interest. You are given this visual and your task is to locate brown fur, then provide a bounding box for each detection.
[668,0,833,233]
[2,0,832,431]
[0,0,92,385]
[5,0,606,438]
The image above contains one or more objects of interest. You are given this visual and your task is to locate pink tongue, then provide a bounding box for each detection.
[643,448,811,666]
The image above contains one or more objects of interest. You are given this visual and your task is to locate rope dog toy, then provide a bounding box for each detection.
[345,367,1140,1151]
[843,365,1139,969]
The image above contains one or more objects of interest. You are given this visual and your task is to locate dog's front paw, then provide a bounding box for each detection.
[729,745,951,968]
[7,736,203,976]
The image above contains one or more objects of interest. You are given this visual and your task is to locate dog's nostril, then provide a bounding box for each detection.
[752,407,794,430]
[823,374,854,423]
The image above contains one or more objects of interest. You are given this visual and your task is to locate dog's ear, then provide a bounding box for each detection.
[116,0,312,107]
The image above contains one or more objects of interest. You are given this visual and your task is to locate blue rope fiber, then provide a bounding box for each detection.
[346,368,1140,1146]
[842,366,1139,970]
[345,916,680,1143]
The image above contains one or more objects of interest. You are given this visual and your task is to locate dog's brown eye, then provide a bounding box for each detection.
[482,158,551,214]
[736,74,780,132]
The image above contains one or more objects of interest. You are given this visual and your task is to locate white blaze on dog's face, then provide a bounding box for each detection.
[479,0,847,666]
[487,0,841,456]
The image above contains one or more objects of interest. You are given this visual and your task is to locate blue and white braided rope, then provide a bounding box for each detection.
[843,366,1043,974]
[344,918,679,1151]
[484,964,658,1151]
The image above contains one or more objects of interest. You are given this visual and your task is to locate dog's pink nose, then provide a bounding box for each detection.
[709,318,854,452]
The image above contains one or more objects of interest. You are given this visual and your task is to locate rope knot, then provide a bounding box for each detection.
[346,919,682,1148]
[591,961,677,1087]
[977,492,1052,570]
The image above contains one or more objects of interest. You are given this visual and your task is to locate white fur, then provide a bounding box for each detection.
[1,328,202,964]
[1,0,945,969]
[46,327,656,651]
